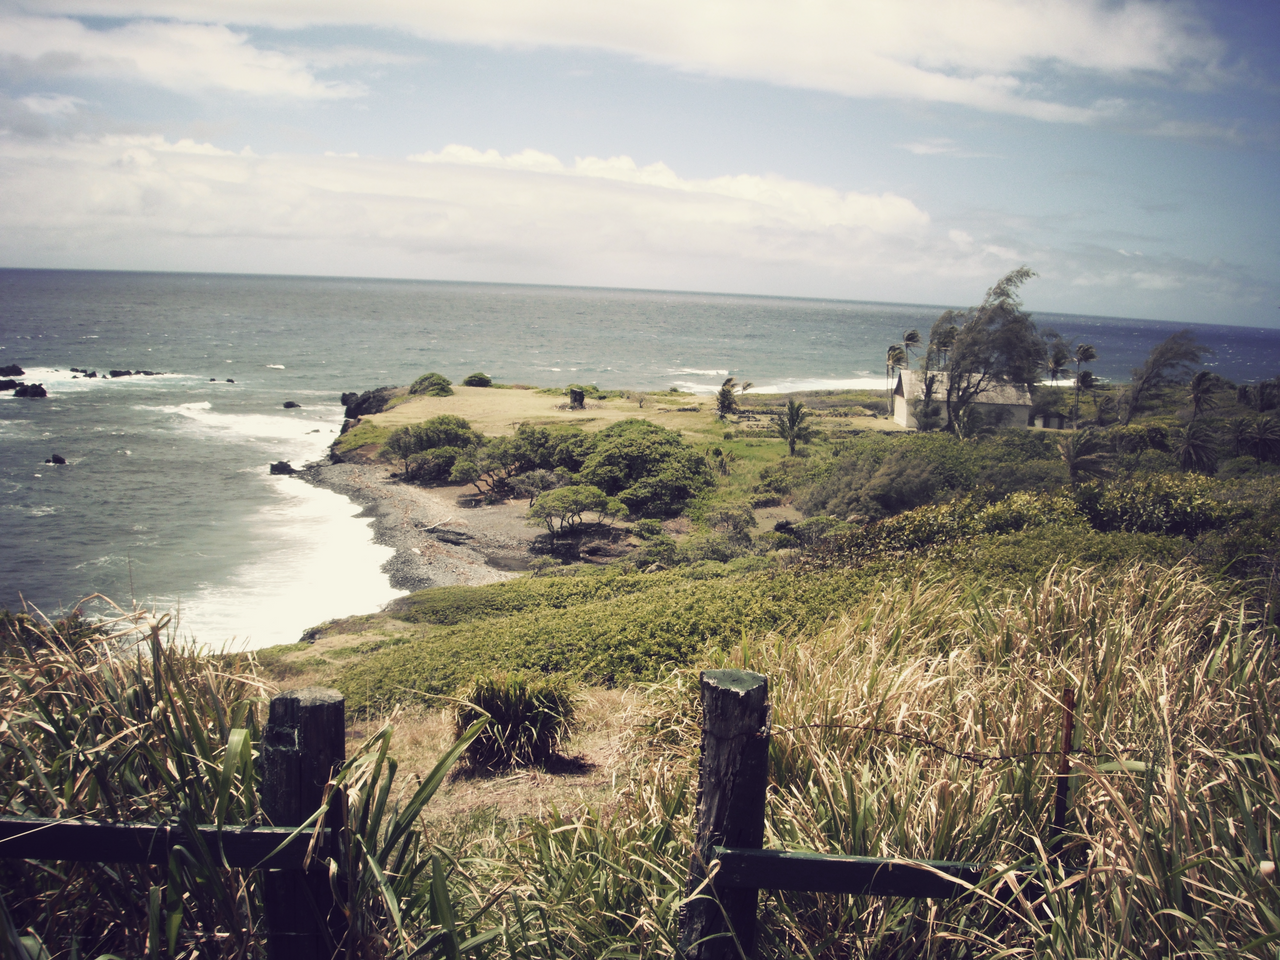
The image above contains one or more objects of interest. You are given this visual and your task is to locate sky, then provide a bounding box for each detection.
[0,0,1276,326]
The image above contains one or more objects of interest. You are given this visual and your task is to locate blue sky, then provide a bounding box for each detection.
[1,1,1276,325]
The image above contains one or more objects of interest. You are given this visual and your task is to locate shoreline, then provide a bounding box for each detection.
[298,459,539,596]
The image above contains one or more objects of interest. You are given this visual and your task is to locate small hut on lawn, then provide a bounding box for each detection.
[893,370,1033,431]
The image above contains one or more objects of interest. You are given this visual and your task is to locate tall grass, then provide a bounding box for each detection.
[443,563,1279,958]
[0,603,492,959]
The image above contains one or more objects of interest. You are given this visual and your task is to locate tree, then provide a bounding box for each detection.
[1121,331,1209,425]
[1074,369,1097,428]
[528,485,626,536]
[885,344,906,412]
[1173,419,1219,474]
[773,399,816,455]
[1187,370,1219,421]
[1245,416,1280,465]
[716,377,739,419]
[1058,430,1113,484]
[927,267,1047,429]
[901,329,921,367]
[1046,337,1071,385]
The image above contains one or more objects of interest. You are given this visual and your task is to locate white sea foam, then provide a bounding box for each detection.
[176,479,403,651]
[146,402,338,458]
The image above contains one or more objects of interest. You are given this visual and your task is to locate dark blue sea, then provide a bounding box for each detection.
[3,269,1279,648]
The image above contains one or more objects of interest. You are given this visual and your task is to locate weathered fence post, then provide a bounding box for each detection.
[679,669,770,960]
[259,687,347,959]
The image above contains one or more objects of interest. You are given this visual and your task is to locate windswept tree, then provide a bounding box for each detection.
[773,399,816,456]
[901,329,921,366]
[1121,330,1209,425]
[1072,344,1098,425]
[1173,419,1219,474]
[1046,336,1071,384]
[1187,370,1220,421]
[1058,430,1113,484]
[927,267,1047,429]
[885,343,907,410]
[716,377,740,418]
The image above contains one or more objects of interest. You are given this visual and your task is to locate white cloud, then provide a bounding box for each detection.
[0,14,360,98]
[19,92,86,115]
[899,137,998,158]
[14,0,1222,120]
[0,133,953,300]
[0,132,1268,322]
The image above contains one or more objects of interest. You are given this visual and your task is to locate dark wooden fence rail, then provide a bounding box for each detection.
[0,686,346,959]
[679,669,990,960]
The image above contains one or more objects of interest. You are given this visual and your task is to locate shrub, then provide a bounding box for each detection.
[462,371,493,387]
[453,673,576,769]
[577,419,713,517]
[409,372,454,397]
[631,518,665,540]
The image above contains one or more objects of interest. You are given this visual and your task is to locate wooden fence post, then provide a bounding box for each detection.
[259,687,347,959]
[679,669,770,960]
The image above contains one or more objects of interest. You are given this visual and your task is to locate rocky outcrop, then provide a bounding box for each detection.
[269,461,297,475]
[0,379,20,391]
[283,401,301,409]
[14,383,46,398]
[342,386,400,419]
[0,364,23,377]
[45,454,67,465]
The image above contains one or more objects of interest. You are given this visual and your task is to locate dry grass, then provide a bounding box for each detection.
[438,561,1280,958]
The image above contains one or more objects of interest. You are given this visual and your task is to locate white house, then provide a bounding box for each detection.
[893,370,1033,431]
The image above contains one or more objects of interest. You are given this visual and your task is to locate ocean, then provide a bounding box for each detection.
[3,268,1279,649]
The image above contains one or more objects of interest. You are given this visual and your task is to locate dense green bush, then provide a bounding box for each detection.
[382,414,482,479]
[408,371,454,397]
[462,371,493,387]
[453,673,576,769]
[577,419,713,516]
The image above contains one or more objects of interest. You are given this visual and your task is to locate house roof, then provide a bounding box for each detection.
[894,370,1032,407]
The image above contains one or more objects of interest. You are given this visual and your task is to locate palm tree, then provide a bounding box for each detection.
[1071,342,1098,419]
[1073,369,1096,427]
[885,344,907,413]
[901,329,921,367]
[1058,430,1113,484]
[715,377,739,419]
[1173,419,1219,474]
[773,399,815,456]
[1227,417,1251,458]
[1187,370,1218,421]
[1047,338,1071,385]
[1246,415,1280,465]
